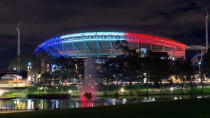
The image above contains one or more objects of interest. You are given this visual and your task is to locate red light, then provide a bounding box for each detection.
[125,33,188,49]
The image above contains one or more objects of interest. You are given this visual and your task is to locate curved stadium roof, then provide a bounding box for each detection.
[35,32,188,57]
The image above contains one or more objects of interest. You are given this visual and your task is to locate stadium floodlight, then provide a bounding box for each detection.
[16,22,22,57]
[204,7,209,53]
[16,22,23,73]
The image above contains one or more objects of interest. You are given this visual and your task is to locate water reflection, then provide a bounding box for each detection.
[0,95,209,111]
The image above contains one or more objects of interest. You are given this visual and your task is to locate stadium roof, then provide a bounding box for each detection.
[35,32,188,57]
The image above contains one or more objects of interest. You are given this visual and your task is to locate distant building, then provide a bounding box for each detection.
[0,74,27,88]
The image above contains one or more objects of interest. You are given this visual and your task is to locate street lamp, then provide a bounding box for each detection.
[198,60,202,82]
[120,87,125,95]
[0,90,4,99]
[170,87,174,95]
[68,90,72,99]
[0,90,3,109]
[68,90,72,94]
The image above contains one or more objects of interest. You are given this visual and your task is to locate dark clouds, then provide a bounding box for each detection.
[0,0,209,70]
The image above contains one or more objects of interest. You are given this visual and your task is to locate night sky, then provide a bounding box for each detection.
[0,0,209,71]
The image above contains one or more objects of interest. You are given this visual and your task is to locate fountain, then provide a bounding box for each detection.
[80,57,98,104]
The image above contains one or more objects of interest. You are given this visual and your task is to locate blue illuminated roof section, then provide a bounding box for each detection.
[35,32,126,53]
[60,32,125,39]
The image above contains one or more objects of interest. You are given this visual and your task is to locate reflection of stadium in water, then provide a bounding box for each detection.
[0,95,208,110]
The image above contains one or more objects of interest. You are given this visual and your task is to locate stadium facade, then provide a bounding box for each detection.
[35,32,188,59]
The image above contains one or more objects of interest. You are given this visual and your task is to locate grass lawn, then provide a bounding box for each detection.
[3,85,210,98]
[3,89,27,98]
[0,98,210,118]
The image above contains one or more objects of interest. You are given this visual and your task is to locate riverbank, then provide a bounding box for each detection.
[0,98,209,118]
[2,85,210,98]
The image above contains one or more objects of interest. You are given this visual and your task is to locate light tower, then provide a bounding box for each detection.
[16,22,22,73]
[204,7,209,53]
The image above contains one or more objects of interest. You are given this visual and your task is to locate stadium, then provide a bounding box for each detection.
[35,31,189,98]
[35,32,188,59]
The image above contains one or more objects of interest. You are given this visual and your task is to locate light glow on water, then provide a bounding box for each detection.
[0,95,208,112]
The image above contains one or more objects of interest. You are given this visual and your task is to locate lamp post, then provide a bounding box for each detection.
[0,90,3,109]
[170,87,174,96]
[0,90,3,98]
[68,90,72,97]
[76,85,80,108]
[27,62,32,86]
[120,87,125,96]
[204,7,209,53]
[198,61,202,82]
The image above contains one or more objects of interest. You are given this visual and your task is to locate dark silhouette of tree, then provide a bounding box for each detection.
[53,57,76,86]
[140,55,171,95]
[8,53,43,84]
[202,49,210,94]
[99,58,123,85]
[35,50,52,74]
[30,53,41,84]
[122,53,141,95]
[74,59,84,85]
[41,72,52,86]
[115,40,142,95]
[172,60,194,96]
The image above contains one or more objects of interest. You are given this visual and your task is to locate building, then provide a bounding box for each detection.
[35,32,188,59]
[35,31,189,88]
[0,74,27,88]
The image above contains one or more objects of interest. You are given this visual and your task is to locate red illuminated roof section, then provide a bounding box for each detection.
[125,33,188,49]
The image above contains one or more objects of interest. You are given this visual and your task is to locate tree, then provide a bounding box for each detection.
[30,53,41,84]
[115,40,142,94]
[8,53,41,72]
[122,53,141,95]
[35,50,52,74]
[99,58,122,86]
[139,58,169,95]
[41,72,52,86]
[98,59,118,94]
[53,57,76,86]
[172,60,194,96]
[202,50,210,94]
[203,50,210,77]
[8,53,43,84]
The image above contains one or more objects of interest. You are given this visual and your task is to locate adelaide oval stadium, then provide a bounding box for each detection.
[35,32,188,59]
[35,31,189,97]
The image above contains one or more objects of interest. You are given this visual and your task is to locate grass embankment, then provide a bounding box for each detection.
[0,98,210,118]
[26,85,210,96]
[3,85,210,98]
[3,89,27,98]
